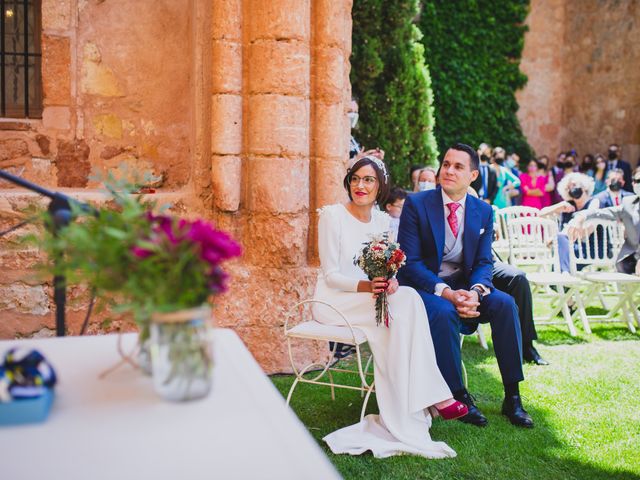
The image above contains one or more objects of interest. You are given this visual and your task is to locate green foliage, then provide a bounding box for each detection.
[351,0,439,188]
[419,0,535,161]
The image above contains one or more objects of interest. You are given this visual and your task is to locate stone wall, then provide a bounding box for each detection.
[0,0,354,374]
[517,0,640,166]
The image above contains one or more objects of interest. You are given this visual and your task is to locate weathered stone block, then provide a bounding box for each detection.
[212,40,242,94]
[0,139,29,161]
[0,283,50,315]
[42,35,71,106]
[247,94,309,156]
[248,40,309,96]
[55,139,91,187]
[248,0,310,42]
[93,113,123,139]
[314,47,344,104]
[212,155,241,212]
[211,94,243,155]
[41,0,71,30]
[245,156,309,213]
[242,213,308,267]
[314,0,349,48]
[212,0,242,41]
[313,103,347,158]
[42,106,71,130]
[81,42,124,97]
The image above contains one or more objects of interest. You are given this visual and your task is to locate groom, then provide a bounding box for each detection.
[397,143,533,428]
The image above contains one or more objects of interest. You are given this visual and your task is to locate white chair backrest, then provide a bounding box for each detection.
[569,219,625,272]
[506,217,560,272]
[496,206,540,226]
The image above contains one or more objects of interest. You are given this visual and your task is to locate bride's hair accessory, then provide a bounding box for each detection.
[348,155,389,183]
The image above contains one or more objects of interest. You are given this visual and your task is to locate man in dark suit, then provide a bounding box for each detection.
[471,145,498,203]
[397,143,533,428]
[594,168,633,208]
[606,144,633,192]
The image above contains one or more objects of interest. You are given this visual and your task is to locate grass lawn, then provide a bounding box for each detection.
[271,322,640,479]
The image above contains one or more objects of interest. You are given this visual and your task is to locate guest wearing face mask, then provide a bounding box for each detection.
[606,144,633,192]
[568,167,640,275]
[506,153,522,205]
[492,147,521,209]
[537,155,555,208]
[541,173,599,272]
[592,154,608,195]
[410,165,425,192]
[593,168,632,208]
[415,167,437,192]
[580,154,595,176]
[384,187,408,241]
[550,152,567,204]
[520,159,547,209]
[471,144,498,203]
[348,99,362,160]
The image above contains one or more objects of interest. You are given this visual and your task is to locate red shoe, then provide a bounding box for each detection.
[429,400,469,420]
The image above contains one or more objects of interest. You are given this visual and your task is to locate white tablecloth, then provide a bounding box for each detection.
[0,330,341,480]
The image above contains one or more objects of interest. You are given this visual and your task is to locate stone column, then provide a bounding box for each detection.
[309,0,352,264]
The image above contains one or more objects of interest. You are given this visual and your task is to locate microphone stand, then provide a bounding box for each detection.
[0,169,93,337]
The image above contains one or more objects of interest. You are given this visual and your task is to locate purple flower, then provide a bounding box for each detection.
[131,246,153,259]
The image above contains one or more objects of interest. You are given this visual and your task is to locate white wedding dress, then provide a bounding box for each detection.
[312,204,456,459]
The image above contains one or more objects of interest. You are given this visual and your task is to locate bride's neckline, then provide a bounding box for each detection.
[340,203,373,224]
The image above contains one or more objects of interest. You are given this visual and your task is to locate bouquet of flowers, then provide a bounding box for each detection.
[353,233,406,327]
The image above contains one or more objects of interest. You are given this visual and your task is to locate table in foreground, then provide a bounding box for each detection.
[0,329,341,480]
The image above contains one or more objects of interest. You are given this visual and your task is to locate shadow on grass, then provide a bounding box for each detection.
[272,339,640,480]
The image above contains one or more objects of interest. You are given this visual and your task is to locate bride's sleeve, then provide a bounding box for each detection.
[318,208,360,292]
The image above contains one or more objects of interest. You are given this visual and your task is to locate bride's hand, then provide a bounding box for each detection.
[370,277,388,298]
[386,278,399,295]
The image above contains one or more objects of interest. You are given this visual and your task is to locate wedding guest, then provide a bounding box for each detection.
[606,144,633,192]
[537,155,555,208]
[550,152,566,204]
[520,159,547,209]
[580,154,595,176]
[398,143,533,428]
[416,167,437,192]
[568,167,640,274]
[594,168,632,208]
[492,147,521,209]
[410,165,425,192]
[471,144,498,203]
[542,173,598,272]
[384,187,407,240]
[313,155,466,459]
[592,154,608,195]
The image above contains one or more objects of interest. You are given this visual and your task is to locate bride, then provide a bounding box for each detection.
[312,155,466,459]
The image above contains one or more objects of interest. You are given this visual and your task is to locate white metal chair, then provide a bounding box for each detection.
[506,216,589,336]
[494,206,540,265]
[569,219,640,333]
[284,299,375,421]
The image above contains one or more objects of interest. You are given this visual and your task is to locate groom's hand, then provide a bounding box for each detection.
[442,288,480,318]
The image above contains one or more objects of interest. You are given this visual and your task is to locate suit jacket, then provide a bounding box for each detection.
[606,160,633,192]
[580,195,640,264]
[594,189,633,209]
[397,187,495,294]
[471,164,498,202]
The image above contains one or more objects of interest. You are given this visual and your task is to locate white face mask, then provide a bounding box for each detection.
[348,112,359,129]
[419,181,435,191]
[634,183,640,197]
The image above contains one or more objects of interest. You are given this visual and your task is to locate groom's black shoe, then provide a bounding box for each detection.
[523,344,549,365]
[502,395,534,428]
[454,390,488,427]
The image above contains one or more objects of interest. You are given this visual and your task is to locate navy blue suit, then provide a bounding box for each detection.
[397,187,524,393]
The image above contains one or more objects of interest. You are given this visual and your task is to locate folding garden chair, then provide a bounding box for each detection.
[507,216,588,336]
[284,299,375,421]
[569,219,640,333]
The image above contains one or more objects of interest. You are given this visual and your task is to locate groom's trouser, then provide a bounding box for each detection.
[415,283,524,394]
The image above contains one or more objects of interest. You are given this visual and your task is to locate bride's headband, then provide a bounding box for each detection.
[348,155,389,183]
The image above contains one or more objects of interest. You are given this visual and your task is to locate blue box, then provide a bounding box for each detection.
[0,390,54,426]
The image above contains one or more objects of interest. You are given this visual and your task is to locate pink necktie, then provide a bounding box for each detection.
[615,196,620,206]
[447,202,461,238]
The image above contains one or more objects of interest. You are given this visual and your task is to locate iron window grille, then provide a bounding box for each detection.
[1,0,42,118]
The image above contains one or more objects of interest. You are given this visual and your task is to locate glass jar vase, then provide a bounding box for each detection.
[149,306,213,401]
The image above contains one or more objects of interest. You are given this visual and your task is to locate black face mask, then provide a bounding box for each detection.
[569,187,584,199]
[494,157,504,165]
[609,180,623,192]
[608,150,618,160]
[556,162,565,169]
[565,163,575,170]
[481,154,490,163]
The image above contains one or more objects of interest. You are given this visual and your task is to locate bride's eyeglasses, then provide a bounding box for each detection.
[350,175,378,187]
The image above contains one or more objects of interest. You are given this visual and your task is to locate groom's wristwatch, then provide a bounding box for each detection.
[471,286,484,303]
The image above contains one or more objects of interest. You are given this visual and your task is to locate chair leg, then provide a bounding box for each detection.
[559,286,578,336]
[360,382,375,422]
[476,325,488,350]
[573,289,591,334]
